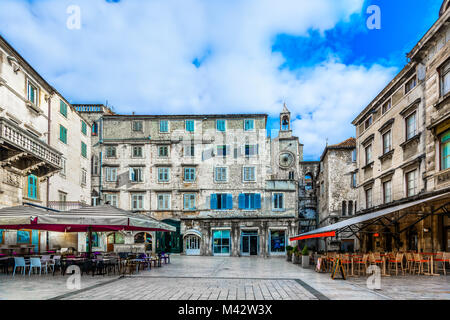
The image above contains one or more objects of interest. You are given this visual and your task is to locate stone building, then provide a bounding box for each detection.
[298,161,319,249]
[0,35,91,251]
[348,1,450,253]
[181,106,301,257]
[316,138,358,251]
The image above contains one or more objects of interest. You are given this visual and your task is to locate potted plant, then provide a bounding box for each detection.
[301,245,309,268]
[292,246,301,264]
[286,246,293,261]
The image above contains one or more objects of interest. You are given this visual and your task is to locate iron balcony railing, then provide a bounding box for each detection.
[0,117,62,169]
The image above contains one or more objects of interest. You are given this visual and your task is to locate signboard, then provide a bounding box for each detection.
[331,257,346,280]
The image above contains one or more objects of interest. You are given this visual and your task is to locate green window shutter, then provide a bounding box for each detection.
[81,121,87,135]
[60,125,67,144]
[81,142,87,158]
[60,100,67,117]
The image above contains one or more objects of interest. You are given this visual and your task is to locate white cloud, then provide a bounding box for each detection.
[0,0,396,159]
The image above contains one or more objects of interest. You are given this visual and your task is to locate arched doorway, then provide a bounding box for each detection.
[184,230,202,255]
[134,232,153,251]
[107,232,125,252]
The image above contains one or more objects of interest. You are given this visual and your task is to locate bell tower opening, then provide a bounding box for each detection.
[280,103,291,131]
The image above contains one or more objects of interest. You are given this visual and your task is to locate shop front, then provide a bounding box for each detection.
[212,229,231,256]
[268,229,286,255]
[240,230,258,256]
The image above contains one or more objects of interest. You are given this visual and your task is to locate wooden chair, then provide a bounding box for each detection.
[388,253,405,276]
[340,254,353,276]
[435,252,449,275]
[353,254,369,276]
[411,253,430,275]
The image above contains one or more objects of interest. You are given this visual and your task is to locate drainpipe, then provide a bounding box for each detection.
[99,116,104,203]
[46,94,52,207]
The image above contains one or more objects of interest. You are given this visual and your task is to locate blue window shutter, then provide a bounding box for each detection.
[254,194,261,209]
[210,194,217,209]
[238,194,245,209]
[226,194,233,209]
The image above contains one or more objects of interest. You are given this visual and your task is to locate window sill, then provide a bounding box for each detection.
[361,161,374,170]
[378,149,394,162]
[26,101,42,115]
[433,91,450,110]
[400,133,421,149]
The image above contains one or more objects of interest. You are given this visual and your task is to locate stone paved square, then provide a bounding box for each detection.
[1,255,449,300]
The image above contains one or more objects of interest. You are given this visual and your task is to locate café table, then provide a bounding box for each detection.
[421,253,440,276]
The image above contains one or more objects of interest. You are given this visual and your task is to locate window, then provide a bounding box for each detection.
[132,121,143,132]
[342,201,347,216]
[238,193,261,210]
[106,146,117,158]
[81,168,87,186]
[105,167,117,182]
[60,100,67,117]
[405,76,417,94]
[159,120,169,133]
[129,167,143,182]
[352,149,357,162]
[131,194,144,210]
[270,230,286,253]
[157,194,171,210]
[81,120,87,135]
[440,131,450,170]
[59,125,67,144]
[273,193,284,210]
[382,99,392,114]
[288,171,295,180]
[217,145,228,157]
[351,172,357,188]
[184,144,195,157]
[27,175,37,200]
[61,158,67,176]
[406,112,417,140]
[348,201,354,216]
[132,145,143,158]
[215,167,227,182]
[158,167,170,182]
[158,145,169,157]
[365,144,372,165]
[383,180,392,204]
[212,230,231,255]
[406,170,418,197]
[243,166,256,182]
[210,193,233,210]
[81,142,87,158]
[440,60,450,96]
[92,122,98,136]
[364,116,373,130]
[365,188,372,209]
[382,131,392,154]
[184,167,196,182]
[92,156,99,175]
[185,120,195,132]
[244,144,258,157]
[27,80,38,105]
[105,194,118,207]
[184,194,196,210]
[216,119,226,132]
[244,119,254,131]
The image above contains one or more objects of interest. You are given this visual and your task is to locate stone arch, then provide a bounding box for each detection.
[440,0,450,16]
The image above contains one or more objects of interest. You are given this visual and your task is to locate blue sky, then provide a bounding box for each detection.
[0,0,443,160]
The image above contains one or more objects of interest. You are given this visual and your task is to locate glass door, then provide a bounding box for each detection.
[212,230,231,256]
[185,235,201,255]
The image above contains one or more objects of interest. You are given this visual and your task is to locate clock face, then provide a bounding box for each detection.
[279,151,294,168]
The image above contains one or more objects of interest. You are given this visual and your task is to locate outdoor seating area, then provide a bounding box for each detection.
[0,251,171,277]
[314,251,450,278]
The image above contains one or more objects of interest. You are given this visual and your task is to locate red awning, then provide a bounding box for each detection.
[290,231,336,241]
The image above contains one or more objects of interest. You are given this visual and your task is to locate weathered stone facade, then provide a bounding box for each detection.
[316,138,358,251]
[349,2,450,253]
[0,35,92,252]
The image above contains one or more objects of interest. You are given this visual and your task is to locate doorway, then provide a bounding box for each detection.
[241,231,258,256]
[185,235,201,255]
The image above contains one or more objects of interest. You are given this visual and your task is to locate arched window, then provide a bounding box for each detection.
[342,201,347,216]
[305,174,312,190]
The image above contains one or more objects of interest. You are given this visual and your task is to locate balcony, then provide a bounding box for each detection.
[48,201,88,211]
[0,117,62,177]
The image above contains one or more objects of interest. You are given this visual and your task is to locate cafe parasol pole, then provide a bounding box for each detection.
[87,226,93,259]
